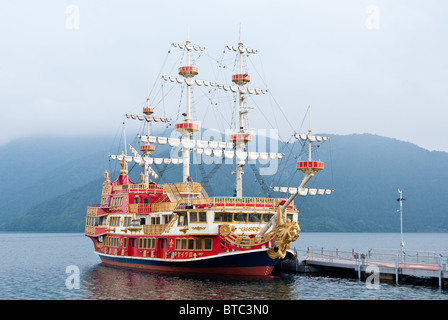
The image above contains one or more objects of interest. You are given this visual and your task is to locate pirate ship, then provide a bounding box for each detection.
[85,36,332,276]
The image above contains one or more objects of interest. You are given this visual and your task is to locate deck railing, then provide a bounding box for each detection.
[143,224,168,235]
[129,196,294,213]
[112,183,164,192]
[190,196,295,211]
[300,247,448,267]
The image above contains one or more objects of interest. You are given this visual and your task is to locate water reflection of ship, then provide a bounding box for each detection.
[82,264,297,300]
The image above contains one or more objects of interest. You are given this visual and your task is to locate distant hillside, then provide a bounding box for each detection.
[0,136,112,223]
[2,133,448,232]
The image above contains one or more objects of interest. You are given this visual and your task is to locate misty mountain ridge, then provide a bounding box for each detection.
[1,132,447,232]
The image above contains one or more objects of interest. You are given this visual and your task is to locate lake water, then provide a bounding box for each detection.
[1,232,448,301]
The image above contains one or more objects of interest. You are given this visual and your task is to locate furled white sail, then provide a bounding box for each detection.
[172,43,205,51]
[139,135,234,150]
[161,76,267,95]
[193,148,284,161]
[226,45,258,54]
[109,154,183,166]
[125,114,171,122]
[272,186,333,196]
[294,133,330,142]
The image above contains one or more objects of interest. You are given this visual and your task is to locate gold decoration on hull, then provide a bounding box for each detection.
[219,224,237,237]
[219,223,274,248]
[267,219,301,259]
[102,170,111,195]
[119,151,127,175]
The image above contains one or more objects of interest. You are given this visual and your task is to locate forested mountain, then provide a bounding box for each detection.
[1,133,447,232]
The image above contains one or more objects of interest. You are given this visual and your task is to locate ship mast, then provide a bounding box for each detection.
[230,27,253,197]
[280,106,323,213]
[140,96,156,184]
[175,40,201,182]
[259,106,329,236]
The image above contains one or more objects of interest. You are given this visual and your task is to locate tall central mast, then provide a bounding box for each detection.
[176,40,200,182]
[230,34,252,197]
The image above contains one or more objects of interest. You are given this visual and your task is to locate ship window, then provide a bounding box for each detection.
[204,238,212,250]
[143,198,149,204]
[106,236,120,247]
[178,212,188,226]
[175,238,210,251]
[160,238,168,249]
[134,197,139,204]
[287,214,293,222]
[111,197,123,207]
[214,212,232,222]
[195,239,202,250]
[189,212,207,223]
[151,217,161,225]
[109,216,121,226]
[262,213,273,222]
[123,217,130,227]
[138,237,156,249]
[248,213,261,223]
[123,238,127,248]
[188,239,194,250]
[99,216,107,226]
[233,213,247,222]
[164,215,173,224]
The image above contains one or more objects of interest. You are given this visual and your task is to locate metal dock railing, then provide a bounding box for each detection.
[280,247,448,288]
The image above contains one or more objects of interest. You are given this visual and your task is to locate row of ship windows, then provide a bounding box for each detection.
[104,236,122,247]
[137,238,213,251]
[101,196,149,207]
[177,212,294,225]
[102,236,212,251]
[175,238,212,251]
[88,212,294,228]
[101,197,123,207]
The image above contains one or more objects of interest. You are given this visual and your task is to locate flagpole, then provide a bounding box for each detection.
[397,189,405,256]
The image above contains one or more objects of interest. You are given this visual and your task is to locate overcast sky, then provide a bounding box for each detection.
[1,0,447,152]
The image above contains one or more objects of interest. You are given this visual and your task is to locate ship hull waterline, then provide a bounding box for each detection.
[95,248,290,277]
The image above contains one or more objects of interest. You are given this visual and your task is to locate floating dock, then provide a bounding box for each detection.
[280,247,448,288]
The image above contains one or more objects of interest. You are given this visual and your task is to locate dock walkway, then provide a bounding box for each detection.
[281,247,448,288]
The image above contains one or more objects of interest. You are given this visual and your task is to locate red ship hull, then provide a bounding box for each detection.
[95,248,282,277]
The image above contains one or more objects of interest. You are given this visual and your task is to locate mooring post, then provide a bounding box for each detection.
[439,256,442,289]
[358,254,361,280]
[396,254,399,285]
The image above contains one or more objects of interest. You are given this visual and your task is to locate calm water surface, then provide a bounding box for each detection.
[1,232,448,300]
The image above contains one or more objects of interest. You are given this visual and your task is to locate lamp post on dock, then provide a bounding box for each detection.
[397,189,406,255]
